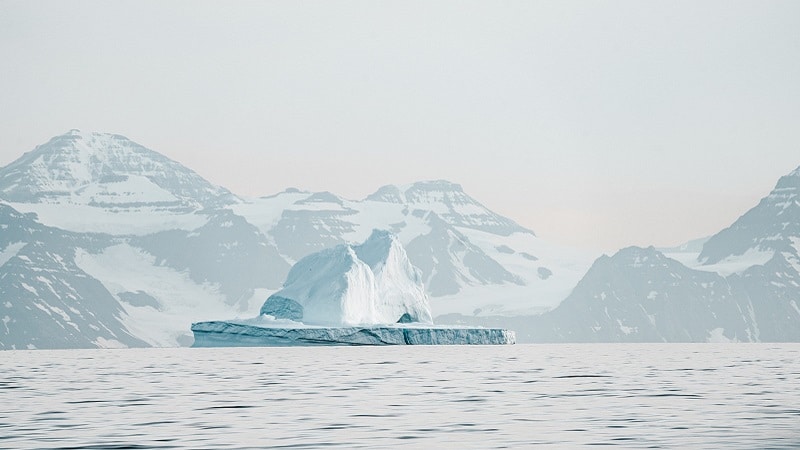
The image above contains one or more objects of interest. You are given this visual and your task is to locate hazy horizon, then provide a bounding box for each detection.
[2,1,799,253]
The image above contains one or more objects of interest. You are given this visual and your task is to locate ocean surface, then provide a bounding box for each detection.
[2,344,798,449]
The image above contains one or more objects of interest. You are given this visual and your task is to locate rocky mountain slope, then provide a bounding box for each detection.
[443,167,800,342]
[7,130,796,347]
[0,204,147,349]
[1,130,588,348]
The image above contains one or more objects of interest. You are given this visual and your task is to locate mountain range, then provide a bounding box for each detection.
[441,167,800,342]
[0,130,590,348]
[1,130,798,348]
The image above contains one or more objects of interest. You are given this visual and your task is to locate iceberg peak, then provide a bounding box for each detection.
[261,229,432,326]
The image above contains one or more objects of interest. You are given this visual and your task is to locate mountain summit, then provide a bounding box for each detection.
[0,130,234,207]
[366,180,532,237]
[699,166,800,265]
[0,130,591,349]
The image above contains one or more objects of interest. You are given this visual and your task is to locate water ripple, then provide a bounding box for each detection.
[1,344,798,448]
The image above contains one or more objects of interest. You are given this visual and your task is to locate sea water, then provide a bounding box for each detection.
[1,344,798,448]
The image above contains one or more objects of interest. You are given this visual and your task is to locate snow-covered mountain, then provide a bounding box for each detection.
[699,167,800,265]
[231,180,591,317]
[365,180,529,236]
[1,130,590,348]
[12,130,794,347]
[0,130,234,208]
[443,166,800,342]
[0,204,147,349]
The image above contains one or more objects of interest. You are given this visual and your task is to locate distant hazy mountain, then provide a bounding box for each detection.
[231,179,590,317]
[0,129,234,207]
[1,130,589,348]
[11,130,792,347]
[699,167,800,264]
[442,166,800,342]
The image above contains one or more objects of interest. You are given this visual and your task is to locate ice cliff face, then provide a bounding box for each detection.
[261,230,433,326]
[191,321,515,346]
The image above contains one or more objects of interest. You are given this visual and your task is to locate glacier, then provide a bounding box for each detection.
[192,230,515,346]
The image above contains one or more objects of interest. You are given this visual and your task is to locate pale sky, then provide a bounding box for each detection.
[1,0,798,253]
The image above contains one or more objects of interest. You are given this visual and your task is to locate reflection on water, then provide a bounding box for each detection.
[1,344,799,448]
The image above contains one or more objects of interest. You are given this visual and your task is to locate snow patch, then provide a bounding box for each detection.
[639,304,656,327]
[435,227,594,315]
[617,319,637,335]
[7,202,209,235]
[746,301,761,341]
[74,244,244,347]
[73,174,179,204]
[48,305,71,323]
[20,283,38,295]
[94,337,127,349]
[0,242,26,267]
[708,328,735,343]
[790,300,800,317]
[692,248,775,276]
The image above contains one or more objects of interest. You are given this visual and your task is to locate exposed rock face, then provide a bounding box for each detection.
[405,212,523,296]
[436,166,800,343]
[700,166,800,264]
[0,129,584,348]
[0,204,148,349]
[132,209,290,310]
[528,246,754,342]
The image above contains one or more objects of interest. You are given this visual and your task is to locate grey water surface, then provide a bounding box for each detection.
[1,344,798,448]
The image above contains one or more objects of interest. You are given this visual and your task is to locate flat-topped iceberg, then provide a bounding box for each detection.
[192,318,515,346]
[192,230,515,346]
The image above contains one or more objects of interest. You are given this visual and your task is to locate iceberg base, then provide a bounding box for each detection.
[191,321,515,347]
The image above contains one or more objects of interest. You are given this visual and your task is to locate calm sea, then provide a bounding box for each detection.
[1,344,798,449]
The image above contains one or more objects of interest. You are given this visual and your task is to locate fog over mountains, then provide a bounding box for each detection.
[0,131,589,348]
[442,166,800,342]
[1,130,798,348]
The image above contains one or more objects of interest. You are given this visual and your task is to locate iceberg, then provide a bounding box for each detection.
[191,319,515,346]
[191,230,515,346]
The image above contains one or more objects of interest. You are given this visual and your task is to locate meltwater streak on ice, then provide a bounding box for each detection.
[1,344,799,449]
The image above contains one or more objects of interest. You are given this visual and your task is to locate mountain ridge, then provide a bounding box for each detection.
[0,130,235,208]
[1,131,583,348]
[5,130,796,347]
[443,165,800,342]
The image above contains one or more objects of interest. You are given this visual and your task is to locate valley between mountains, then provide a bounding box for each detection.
[1,130,799,348]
